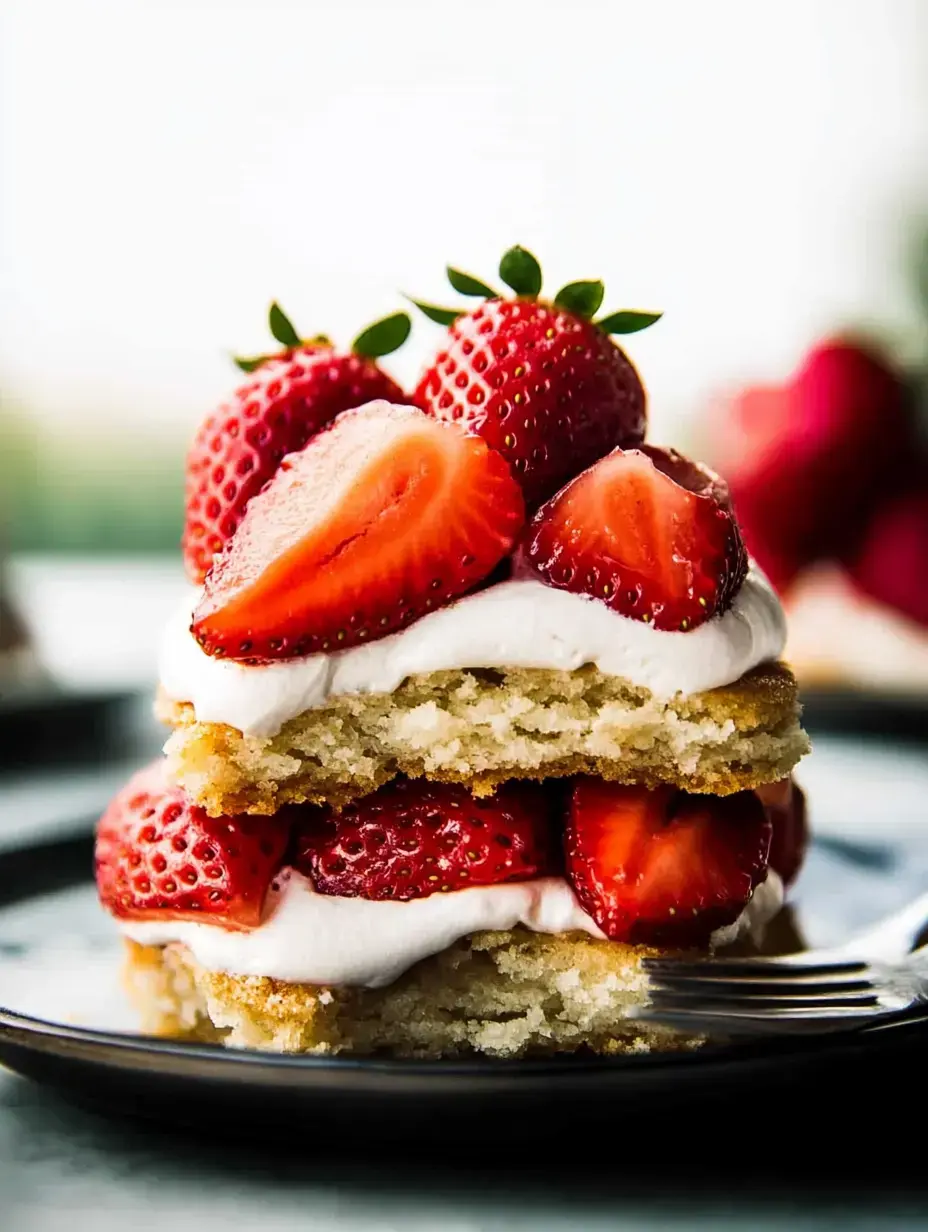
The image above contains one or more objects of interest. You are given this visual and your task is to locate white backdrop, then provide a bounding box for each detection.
[3,0,928,447]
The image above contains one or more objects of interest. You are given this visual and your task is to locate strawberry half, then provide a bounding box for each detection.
[565,779,772,946]
[411,245,658,508]
[292,778,559,901]
[191,402,525,662]
[515,444,748,632]
[95,762,292,928]
[182,304,412,584]
[756,778,808,887]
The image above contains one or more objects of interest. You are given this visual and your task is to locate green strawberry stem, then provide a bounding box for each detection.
[553,280,604,320]
[351,312,411,359]
[447,266,498,298]
[404,297,462,326]
[408,246,662,338]
[233,304,410,372]
[499,245,543,297]
[268,302,301,348]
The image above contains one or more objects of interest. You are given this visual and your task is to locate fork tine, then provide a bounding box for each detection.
[642,955,869,978]
[648,971,876,995]
[647,986,880,1011]
[631,1004,881,1034]
[645,980,877,1000]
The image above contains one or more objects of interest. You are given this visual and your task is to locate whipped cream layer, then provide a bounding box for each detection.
[121,869,784,988]
[160,564,785,737]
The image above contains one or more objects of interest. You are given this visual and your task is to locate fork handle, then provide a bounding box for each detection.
[838,890,928,961]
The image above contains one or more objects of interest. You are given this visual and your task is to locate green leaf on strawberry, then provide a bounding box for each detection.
[268,302,302,348]
[499,245,543,298]
[446,267,498,298]
[554,280,605,320]
[351,311,412,359]
[405,297,462,326]
[596,309,663,335]
[233,352,278,373]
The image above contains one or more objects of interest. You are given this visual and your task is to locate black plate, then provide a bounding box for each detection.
[1,735,927,1141]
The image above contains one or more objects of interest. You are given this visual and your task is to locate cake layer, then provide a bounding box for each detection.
[159,661,808,815]
[160,566,786,737]
[124,931,695,1058]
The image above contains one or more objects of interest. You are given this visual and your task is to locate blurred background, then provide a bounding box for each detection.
[3,0,928,698]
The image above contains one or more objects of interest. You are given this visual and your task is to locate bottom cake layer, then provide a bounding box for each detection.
[127,929,707,1059]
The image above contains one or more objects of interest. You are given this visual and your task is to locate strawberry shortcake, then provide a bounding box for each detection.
[96,249,810,1057]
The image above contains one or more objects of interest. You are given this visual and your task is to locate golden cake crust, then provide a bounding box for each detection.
[123,930,701,1058]
[158,661,809,816]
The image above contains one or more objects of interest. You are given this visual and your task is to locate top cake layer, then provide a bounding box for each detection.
[160,561,786,738]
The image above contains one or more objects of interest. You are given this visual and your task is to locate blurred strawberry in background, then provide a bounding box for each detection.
[708,337,917,596]
[845,485,928,627]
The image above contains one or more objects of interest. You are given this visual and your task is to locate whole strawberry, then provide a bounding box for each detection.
[182,304,412,584]
[95,761,293,928]
[709,338,914,593]
[410,246,659,507]
[292,777,559,901]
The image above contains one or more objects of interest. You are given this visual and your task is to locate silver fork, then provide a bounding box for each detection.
[634,891,928,1036]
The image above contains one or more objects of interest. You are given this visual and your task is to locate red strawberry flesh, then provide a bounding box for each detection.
[192,402,525,661]
[292,778,559,901]
[756,777,808,887]
[565,779,772,946]
[183,347,407,584]
[95,762,292,929]
[415,298,646,508]
[516,445,747,631]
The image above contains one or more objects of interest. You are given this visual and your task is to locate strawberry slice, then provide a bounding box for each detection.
[192,402,525,662]
[756,778,808,887]
[565,779,772,946]
[516,444,747,631]
[95,762,292,929]
[292,777,559,901]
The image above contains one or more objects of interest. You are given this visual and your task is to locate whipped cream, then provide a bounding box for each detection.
[121,869,784,988]
[160,564,785,737]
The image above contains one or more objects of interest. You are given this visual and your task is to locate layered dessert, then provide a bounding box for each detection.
[95,249,810,1056]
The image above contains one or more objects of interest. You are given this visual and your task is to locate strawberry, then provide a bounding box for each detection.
[292,777,559,900]
[515,444,747,632]
[410,245,659,507]
[95,761,292,928]
[845,486,928,628]
[755,778,808,887]
[709,338,913,593]
[182,303,412,584]
[565,779,772,946]
[192,402,525,662]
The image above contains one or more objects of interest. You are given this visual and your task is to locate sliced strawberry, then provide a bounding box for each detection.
[565,779,771,946]
[192,402,525,662]
[515,444,748,632]
[292,778,559,901]
[95,762,292,929]
[183,305,411,585]
[756,778,808,887]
